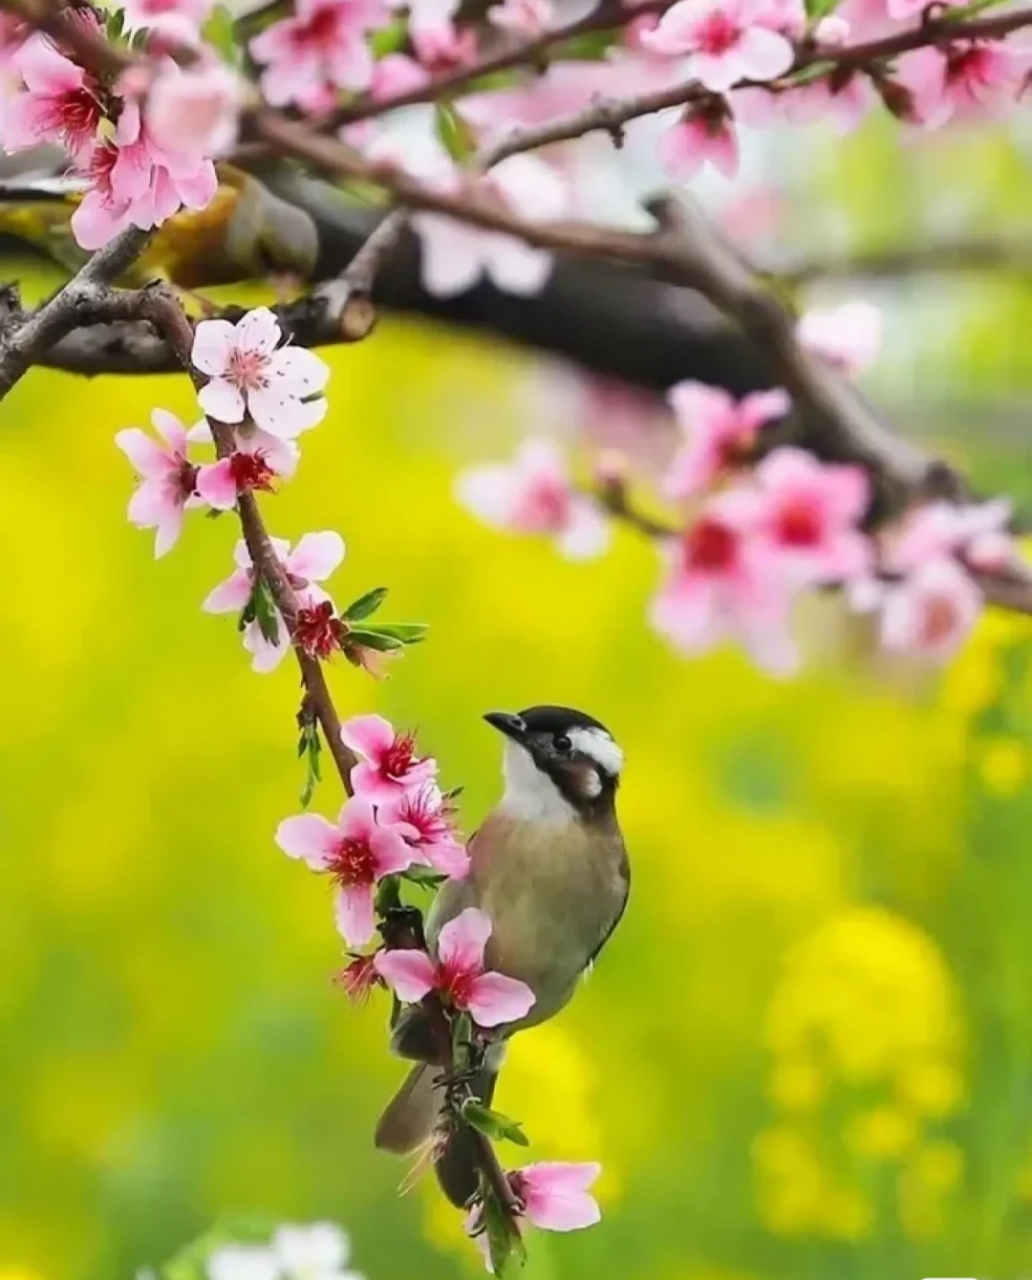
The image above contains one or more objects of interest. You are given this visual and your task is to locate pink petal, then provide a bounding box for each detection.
[153,507,185,558]
[286,530,346,583]
[236,306,282,356]
[246,385,327,438]
[340,713,395,761]
[190,318,236,375]
[465,971,536,1027]
[243,615,290,672]
[556,500,610,561]
[373,948,438,1002]
[370,826,419,877]
[116,427,171,476]
[267,346,330,396]
[198,377,246,425]
[127,477,173,527]
[275,812,340,868]
[437,906,492,973]
[151,407,188,453]
[335,795,378,842]
[735,24,794,81]
[334,884,376,947]
[521,1162,602,1231]
[202,568,252,613]
[196,458,239,510]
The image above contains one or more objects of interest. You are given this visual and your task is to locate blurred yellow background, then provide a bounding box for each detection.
[4,297,1032,1280]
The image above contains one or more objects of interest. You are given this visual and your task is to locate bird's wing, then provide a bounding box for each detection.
[585,835,630,969]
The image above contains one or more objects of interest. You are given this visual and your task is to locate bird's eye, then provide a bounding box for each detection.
[554,734,572,754]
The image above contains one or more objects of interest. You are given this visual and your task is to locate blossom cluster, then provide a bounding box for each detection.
[207,1222,364,1280]
[2,0,1030,301]
[456,302,1020,674]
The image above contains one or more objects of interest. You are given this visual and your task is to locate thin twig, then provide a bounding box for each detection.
[782,236,1032,284]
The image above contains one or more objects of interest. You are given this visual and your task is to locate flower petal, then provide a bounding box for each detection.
[115,427,170,476]
[202,568,252,614]
[196,458,239,510]
[191,318,236,375]
[437,906,492,973]
[340,713,395,761]
[236,305,282,356]
[373,948,438,1002]
[334,884,376,947]
[151,407,188,453]
[198,377,246,424]
[275,812,340,868]
[287,530,346,583]
[465,971,536,1027]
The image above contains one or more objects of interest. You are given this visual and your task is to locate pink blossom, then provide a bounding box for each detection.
[649,493,798,673]
[115,409,202,557]
[885,499,1015,575]
[339,714,437,803]
[641,0,795,92]
[489,0,553,36]
[780,68,875,133]
[896,40,1029,129]
[879,557,983,662]
[374,907,536,1027]
[336,952,385,1004]
[455,438,610,560]
[276,797,418,946]
[369,52,429,99]
[663,382,789,500]
[121,0,214,32]
[249,0,387,112]
[195,427,299,510]
[5,34,103,158]
[380,783,470,879]
[410,154,570,298]
[468,1161,601,1266]
[797,301,882,376]
[657,101,739,179]
[202,531,345,671]
[747,447,872,584]
[814,13,850,43]
[145,60,242,159]
[410,20,478,70]
[191,308,329,438]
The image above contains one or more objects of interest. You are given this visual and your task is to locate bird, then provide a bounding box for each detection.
[0,162,320,297]
[375,704,630,1208]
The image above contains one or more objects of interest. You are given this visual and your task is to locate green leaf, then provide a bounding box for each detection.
[203,3,242,66]
[435,102,476,163]
[342,586,389,621]
[374,874,403,916]
[480,1188,524,1277]
[299,721,322,808]
[461,1100,530,1147]
[252,578,281,646]
[359,622,429,645]
[803,0,838,18]
[105,7,125,41]
[369,16,407,55]
[451,1010,474,1071]
[554,30,615,60]
[402,865,447,888]
[347,628,406,652]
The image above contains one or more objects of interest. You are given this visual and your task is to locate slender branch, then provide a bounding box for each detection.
[782,236,1032,283]
[313,208,411,342]
[0,225,153,398]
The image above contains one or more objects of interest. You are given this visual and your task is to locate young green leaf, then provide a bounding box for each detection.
[347,628,406,652]
[253,578,281,645]
[105,7,125,41]
[362,622,428,645]
[299,722,322,808]
[461,1100,531,1147]
[343,586,389,621]
[203,4,242,65]
[403,865,448,888]
[435,102,476,163]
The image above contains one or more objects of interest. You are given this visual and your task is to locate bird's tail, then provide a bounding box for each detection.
[374,1061,500,1210]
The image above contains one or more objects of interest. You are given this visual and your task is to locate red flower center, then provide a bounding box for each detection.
[336,953,382,1005]
[382,733,419,780]
[294,601,347,658]
[326,836,376,887]
[920,593,959,647]
[684,517,739,572]
[695,11,740,55]
[230,450,276,494]
[438,962,475,1007]
[947,43,992,88]
[775,498,822,547]
[298,3,343,48]
[171,458,199,504]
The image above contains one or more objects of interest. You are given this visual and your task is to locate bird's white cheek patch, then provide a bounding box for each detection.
[501,742,577,822]
[568,727,624,776]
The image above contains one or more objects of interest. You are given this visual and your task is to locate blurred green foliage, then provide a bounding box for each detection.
[5,231,1032,1280]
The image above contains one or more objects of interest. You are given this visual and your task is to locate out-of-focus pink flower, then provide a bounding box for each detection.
[747,447,872,584]
[340,714,437,804]
[5,34,103,158]
[191,308,329,438]
[374,907,536,1027]
[896,39,1029,129]
[489,0,553,36]
[121,0,214,31]
[250,0,387,112]
[115,409,202,557]
[410,20,477,70]
[202,532,345,671]
[410,154,570,298]
[657,100,739,179]
[879,557,983,662]
[663,382,789,500]
[781,68,875,133]
[455,438,610,560]
[145,59,242,158]
[641,0,795,92]
[886,498,1015,574]
[380,783,470,879]
[369,52,429,98]
[276,797,418,945]
[649,494,798,673]
[195,427,299,510]
[797,301,882,376]
[467,1161,601,1266]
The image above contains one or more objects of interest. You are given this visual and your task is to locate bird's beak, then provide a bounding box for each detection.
[483,711,527,743]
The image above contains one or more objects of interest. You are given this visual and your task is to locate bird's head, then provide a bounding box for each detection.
[485,705,623,823]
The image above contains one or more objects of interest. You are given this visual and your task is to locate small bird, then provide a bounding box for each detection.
[375,705,630,1207]
[0,162,319,296]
